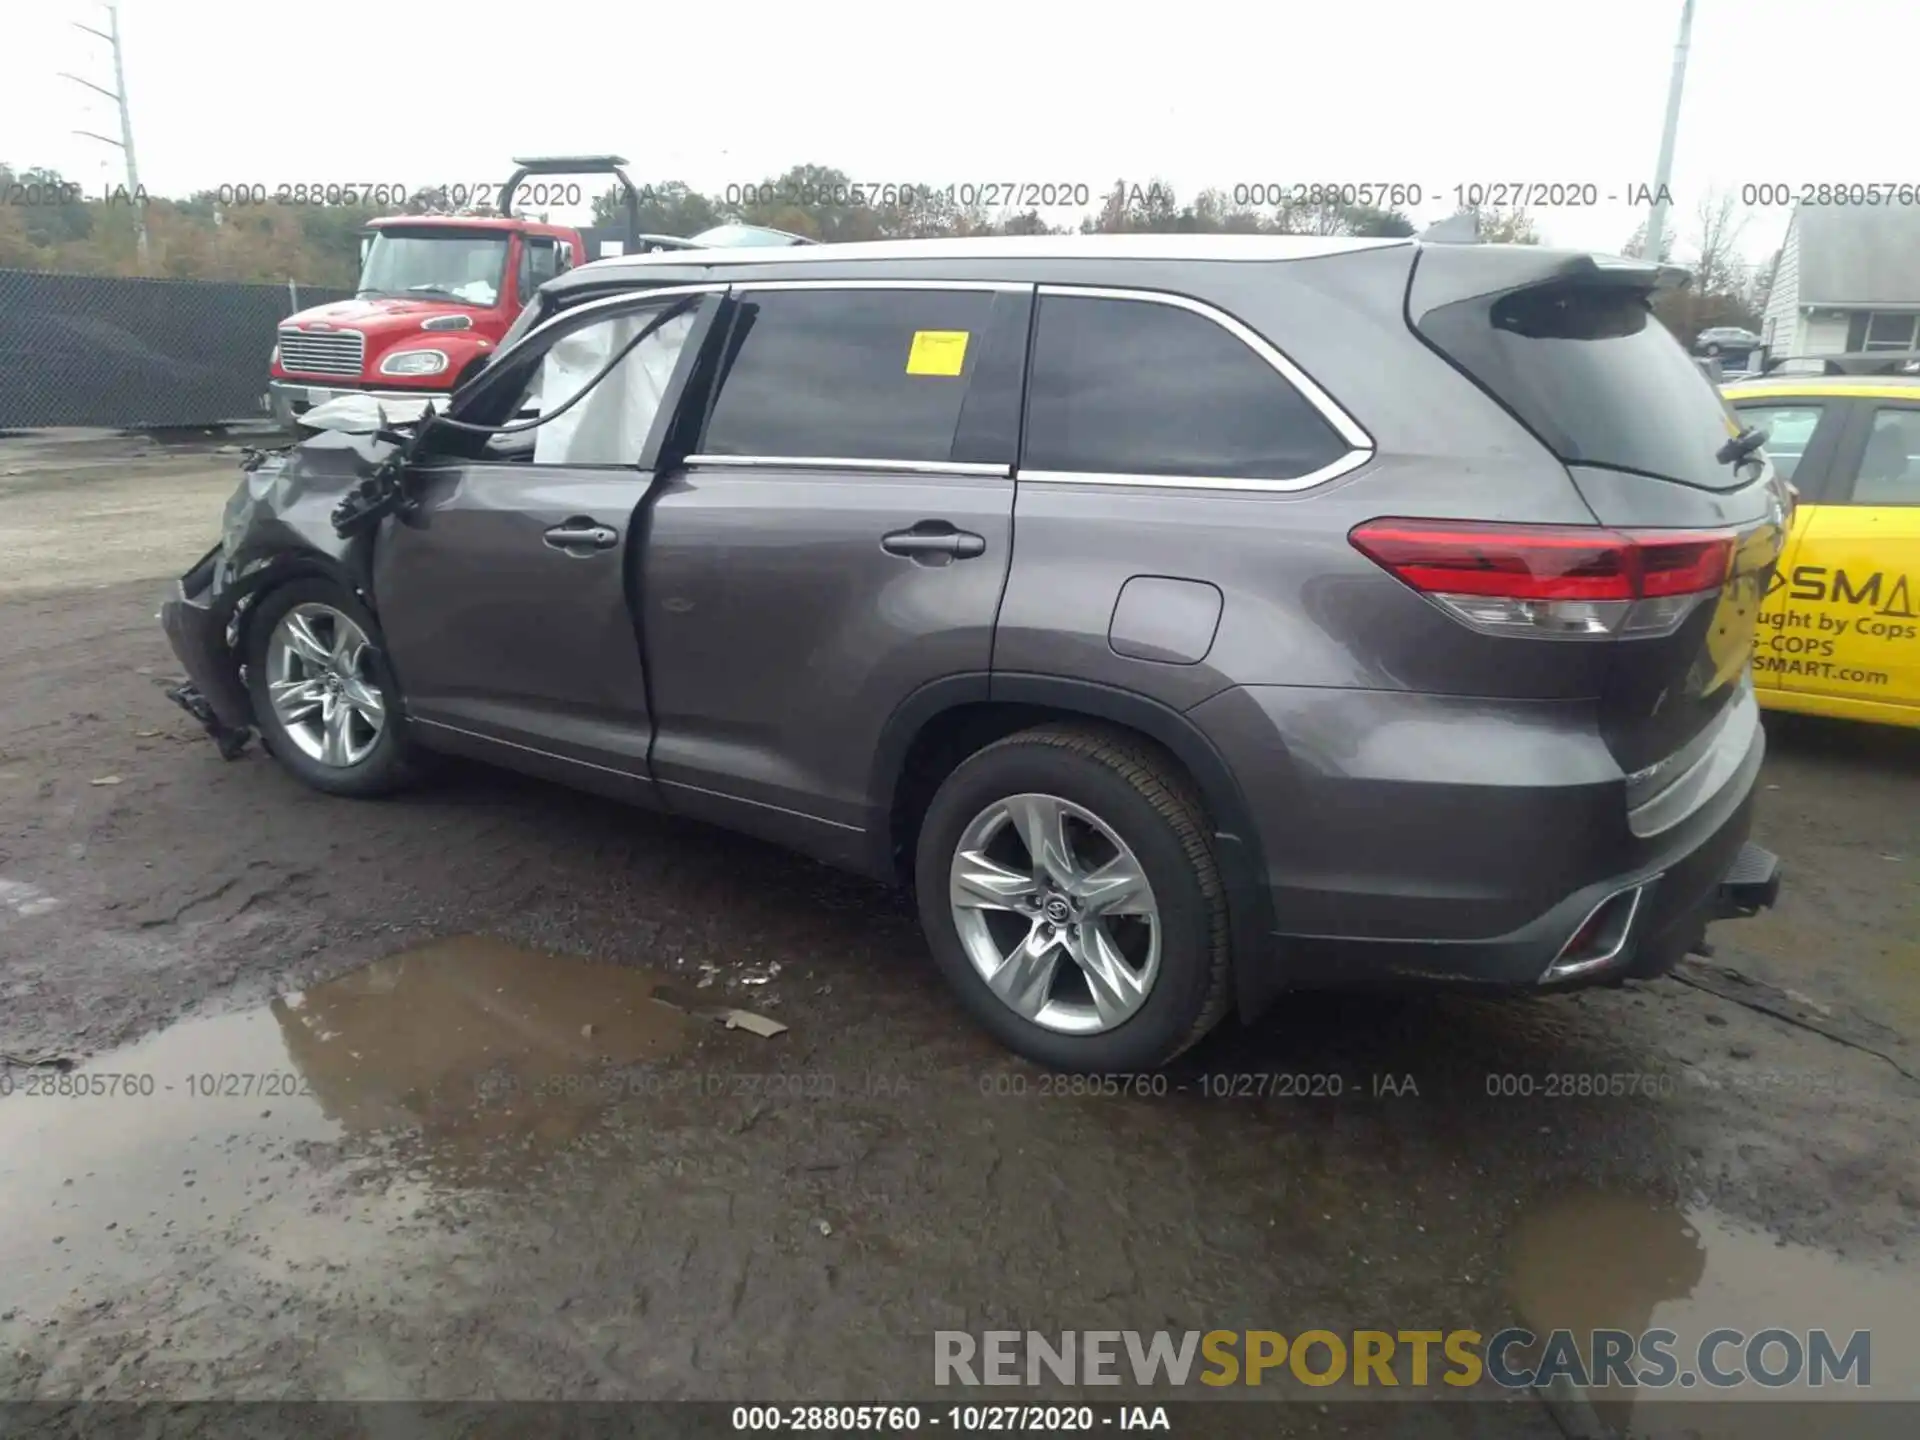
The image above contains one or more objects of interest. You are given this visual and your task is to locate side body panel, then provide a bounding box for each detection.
[373,461,657,784]
[1784,394,1920,720]
[642,466,1016,864]
[367,290,724,804]
[639,283,1031,868]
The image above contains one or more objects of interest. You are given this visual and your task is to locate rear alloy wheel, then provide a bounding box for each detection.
[948,793,1162,1035]
[915,725,1232,1071]
[244,579,417,797]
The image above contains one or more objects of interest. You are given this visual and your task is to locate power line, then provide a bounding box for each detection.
[60,2,148,269]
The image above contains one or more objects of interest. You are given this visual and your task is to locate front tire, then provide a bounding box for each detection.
[914,725,1232,1071]
[244,579,416,798]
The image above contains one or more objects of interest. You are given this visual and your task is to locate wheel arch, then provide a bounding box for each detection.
[229,551,373,662]
[869,674,1284,1021]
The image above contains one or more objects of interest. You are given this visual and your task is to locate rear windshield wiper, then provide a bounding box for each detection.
[1716,425,1769,466]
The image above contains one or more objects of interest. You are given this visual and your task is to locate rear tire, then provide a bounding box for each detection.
[914,724,1232,1072]
[244,579,417,798]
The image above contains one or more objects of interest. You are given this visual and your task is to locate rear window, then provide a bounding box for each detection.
[1419,283,1748,491]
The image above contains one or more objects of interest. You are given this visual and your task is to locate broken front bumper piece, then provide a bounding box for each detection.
[159,548,254,761]
[164,681,252,760]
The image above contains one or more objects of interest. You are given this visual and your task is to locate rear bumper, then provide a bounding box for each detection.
[1188,684,1775,992]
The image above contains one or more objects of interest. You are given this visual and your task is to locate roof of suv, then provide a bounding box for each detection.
[557,233,1417,290]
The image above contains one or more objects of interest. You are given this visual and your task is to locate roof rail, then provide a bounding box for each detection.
[1762,351,1920,377]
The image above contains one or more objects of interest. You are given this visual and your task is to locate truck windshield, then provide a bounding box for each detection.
[358,231,510,306]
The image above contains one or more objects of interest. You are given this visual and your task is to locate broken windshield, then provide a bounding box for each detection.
[358,231,510,307]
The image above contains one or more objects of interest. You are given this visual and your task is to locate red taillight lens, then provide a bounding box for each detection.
[1348,522,1637,601]
[1350,520,1737,639]
[1635,532,1737,597]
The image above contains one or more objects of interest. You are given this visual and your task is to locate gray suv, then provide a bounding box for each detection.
[162,234,1784,1072]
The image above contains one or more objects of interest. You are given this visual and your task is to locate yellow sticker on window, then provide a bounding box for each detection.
[906,330,970,377]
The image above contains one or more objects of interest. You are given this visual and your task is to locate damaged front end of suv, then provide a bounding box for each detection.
[160,405,424,759]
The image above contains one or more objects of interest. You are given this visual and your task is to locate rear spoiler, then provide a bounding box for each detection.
[1408,244,1692,325]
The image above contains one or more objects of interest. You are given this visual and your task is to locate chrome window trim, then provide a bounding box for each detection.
[686,455,1010,477]
[728,279,1032,294]
[1034,283,1375,455]
[1018,450,1373,495]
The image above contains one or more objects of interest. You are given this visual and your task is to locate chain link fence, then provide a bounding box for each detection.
[0,270,354,430]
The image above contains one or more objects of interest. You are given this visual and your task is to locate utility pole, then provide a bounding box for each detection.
[1643,0,1695,266]
[62,2,148,269]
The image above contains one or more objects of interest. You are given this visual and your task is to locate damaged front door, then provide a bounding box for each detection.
[371,289,722,802]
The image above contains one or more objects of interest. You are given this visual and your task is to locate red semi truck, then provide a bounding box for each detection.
[268,156,810,429]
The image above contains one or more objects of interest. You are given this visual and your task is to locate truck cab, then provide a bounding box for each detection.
[268,155,814,429]
[270,214,575,428]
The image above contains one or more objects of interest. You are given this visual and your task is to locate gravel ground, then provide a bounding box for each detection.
[1,434,1915,1433]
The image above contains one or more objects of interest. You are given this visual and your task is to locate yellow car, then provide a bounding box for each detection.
[1723,369,1920,728]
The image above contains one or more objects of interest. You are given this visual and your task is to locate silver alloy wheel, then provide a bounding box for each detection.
[948,792,1161,1034]
[264,602,386,767]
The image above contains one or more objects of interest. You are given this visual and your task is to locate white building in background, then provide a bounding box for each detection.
[1762,203,1920,359]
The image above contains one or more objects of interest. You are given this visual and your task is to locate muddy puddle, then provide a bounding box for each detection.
[1505,1189,1918,1429]
[0,935,701,1318]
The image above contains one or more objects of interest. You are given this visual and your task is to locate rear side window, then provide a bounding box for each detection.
[1419,283,1748,491]
[1730,403,1823,482]
[1022,294,1348,480]
[1848,406,1920,506]
[701,289,994,463]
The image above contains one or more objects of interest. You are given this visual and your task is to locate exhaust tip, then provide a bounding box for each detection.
[1542,885,1645,983]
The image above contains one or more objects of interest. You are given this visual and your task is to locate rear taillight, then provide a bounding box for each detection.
[1349,519,1737,639]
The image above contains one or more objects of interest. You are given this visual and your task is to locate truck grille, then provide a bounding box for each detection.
[277,327,365,378]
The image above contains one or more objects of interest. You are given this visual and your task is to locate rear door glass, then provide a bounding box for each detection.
[1419,283,1750,491]
[699,289,994,463]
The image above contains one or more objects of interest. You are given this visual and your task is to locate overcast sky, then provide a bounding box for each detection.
[7,0,1915,264]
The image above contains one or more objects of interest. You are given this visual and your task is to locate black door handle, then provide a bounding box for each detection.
[544,518,619,552]
[882,523,987,561]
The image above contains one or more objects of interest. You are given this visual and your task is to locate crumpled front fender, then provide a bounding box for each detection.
[158,431,398,731]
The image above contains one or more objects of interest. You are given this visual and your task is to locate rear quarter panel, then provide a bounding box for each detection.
[993,249,1611,710]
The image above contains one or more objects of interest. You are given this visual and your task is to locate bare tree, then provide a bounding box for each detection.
[1453,205,1539,245]
[1688,189,1751,297]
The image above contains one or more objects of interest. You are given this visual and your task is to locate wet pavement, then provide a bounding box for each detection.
[1,440,1917,1429]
